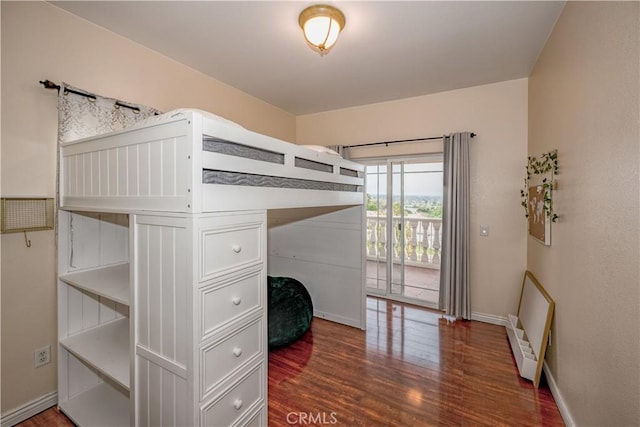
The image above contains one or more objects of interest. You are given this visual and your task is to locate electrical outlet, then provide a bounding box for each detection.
[34,345,51,368]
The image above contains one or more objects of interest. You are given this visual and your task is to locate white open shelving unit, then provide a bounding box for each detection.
[57,211,131,426]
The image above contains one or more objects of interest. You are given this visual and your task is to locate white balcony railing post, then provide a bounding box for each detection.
[378,218,387,257]
[392,218,401,261]
[367,218,377,258]
[408,218,418,261]
[420,220,431,263]
[432,220,441,266]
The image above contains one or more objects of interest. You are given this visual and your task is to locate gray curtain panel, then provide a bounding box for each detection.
[439,132,472,320]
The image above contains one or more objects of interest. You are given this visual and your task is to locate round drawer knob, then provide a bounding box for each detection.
[232,296,242,306]
[232,244,242,253]
[232,347,242,357]
[233,399,243,410]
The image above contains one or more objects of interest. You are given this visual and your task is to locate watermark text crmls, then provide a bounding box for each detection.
[286,411,338,425]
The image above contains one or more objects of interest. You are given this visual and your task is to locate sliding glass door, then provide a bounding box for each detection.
[365,157,443,308]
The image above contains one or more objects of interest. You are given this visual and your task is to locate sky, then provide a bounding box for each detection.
[366,162,443,198]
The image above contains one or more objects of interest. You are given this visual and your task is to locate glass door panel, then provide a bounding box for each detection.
[365,157,443,308]
[365,164,387,294]
[396,161,443,305]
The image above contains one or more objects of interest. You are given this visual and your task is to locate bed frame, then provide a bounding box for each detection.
[56,109,365,426]
[59,108,363,213]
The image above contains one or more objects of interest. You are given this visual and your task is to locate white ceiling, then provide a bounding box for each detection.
[51,1,565,115]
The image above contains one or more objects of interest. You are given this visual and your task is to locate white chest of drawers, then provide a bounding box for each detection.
[193,212,267,426]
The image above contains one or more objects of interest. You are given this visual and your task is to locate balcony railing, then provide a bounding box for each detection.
[366,213,442,270]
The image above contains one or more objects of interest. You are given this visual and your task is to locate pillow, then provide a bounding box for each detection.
[300,145,341,156]
[131,108,245,130]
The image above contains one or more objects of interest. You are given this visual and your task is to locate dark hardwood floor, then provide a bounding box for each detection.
[19,297,564,426]
[14,406,74,427]
[269,297,563,426]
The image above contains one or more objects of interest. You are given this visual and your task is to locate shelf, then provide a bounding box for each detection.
[60,318,129,390]
[60,382,130,427]
[60,263,129,306]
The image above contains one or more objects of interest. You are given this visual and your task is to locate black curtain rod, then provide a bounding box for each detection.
[39,79,141,113]
[344,133,476,149]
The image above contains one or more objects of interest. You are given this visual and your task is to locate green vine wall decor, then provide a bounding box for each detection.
[520,149,559,223]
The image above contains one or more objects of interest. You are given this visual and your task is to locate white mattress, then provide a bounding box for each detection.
[139,109,342,158]
[136,107,245,129]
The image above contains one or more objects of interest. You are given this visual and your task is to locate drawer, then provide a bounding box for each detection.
[200,221,263,281]
[201,317,264,400]
[201,363,264,427]
[244,406,266,427]
[200,270,263,338]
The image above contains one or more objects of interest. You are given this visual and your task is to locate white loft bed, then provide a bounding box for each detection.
[57,108,365,426]
[59,108,363,213]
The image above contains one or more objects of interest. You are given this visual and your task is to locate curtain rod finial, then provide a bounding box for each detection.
[39,80,60,91]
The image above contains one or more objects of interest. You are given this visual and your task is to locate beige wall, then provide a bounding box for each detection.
[528,2,639,426]
[297,79,529,321]
[0,1,295,412]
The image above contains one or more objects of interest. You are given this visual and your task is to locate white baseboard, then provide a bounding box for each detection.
[314,310,363,329]
[0,391,57,427]
[543,361,575,427]
[471,311,507,326]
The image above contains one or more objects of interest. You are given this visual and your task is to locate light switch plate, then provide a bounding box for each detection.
[480,225,490,237]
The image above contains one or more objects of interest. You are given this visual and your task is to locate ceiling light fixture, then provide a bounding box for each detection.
[298,4,346,56]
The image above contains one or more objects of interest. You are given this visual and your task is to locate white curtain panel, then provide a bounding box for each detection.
[58,83,160,143]
[439,132,472,320]
[55,83,161,236]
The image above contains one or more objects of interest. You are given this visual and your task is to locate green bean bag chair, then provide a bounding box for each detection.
[268,276,313,348]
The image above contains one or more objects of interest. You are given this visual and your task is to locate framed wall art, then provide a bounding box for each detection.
[527,186,551,245]
[521,150,558,246]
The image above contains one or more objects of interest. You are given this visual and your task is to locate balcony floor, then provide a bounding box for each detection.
[366,260,440,305]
